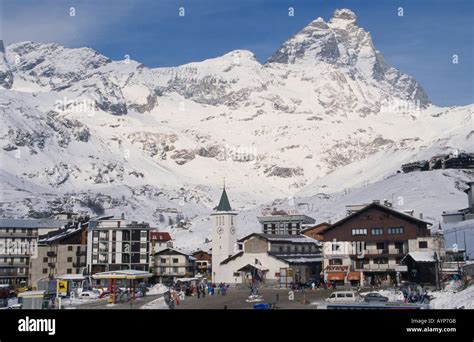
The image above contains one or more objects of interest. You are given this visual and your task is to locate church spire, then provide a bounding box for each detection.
[215,186,232,212]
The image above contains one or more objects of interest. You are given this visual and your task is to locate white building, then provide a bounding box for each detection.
[154,248,195,280]
[218,233,321,286]
[211,187,238,283]
[86,216,151,274]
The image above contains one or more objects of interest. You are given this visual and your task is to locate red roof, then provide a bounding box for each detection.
[150,232,172,241]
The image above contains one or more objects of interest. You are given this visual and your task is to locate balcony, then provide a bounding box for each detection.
[364,249,389,255]
[46,251,57,257]
[363,264,390,271]
[47,262,56,268]
[76,250,87,256]
[0,231,38,238]
[388,248,405,255]
[73,262,86,268]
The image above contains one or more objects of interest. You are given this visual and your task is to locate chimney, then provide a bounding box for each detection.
[373,200,380,205]
[121,212,125,220]
[419,212,423,220]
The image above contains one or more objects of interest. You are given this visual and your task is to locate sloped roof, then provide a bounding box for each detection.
[402,251,436,263]
[321,203,432,235]
[150,232,172,241]
[0,218,68,229]
[238,232,319,244]
[214,187,232,212]
[301,222,331,234]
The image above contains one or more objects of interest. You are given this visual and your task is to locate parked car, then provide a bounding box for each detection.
[326,291,359,303]
[363,292,389,302]
[78,291,99,300]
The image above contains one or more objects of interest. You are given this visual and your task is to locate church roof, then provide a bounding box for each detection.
[215,187,233,212]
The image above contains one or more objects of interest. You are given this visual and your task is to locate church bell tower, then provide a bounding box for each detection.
[211,186,237,283]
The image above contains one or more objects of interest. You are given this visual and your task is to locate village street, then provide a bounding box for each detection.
[175,288,332,310]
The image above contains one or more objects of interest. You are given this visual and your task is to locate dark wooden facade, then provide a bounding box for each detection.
[322,204,431,242]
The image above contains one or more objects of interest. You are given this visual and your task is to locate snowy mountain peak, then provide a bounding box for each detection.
[331,8,358,23]
[267,8,429,106]
[0,40,13,89]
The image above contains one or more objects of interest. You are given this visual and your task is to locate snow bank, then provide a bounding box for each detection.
[147,283,169,295]
[140,297,169,309]
[430,284,474,309]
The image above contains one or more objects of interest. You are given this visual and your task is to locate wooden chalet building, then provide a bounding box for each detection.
[320,202,443,286]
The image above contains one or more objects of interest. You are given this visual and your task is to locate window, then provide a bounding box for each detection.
[388,227,404,234]
[172,267,178,273]
[68,246,73,251]
[418,241,428,249]
[278,246,283,252]
[67,257,72,263]
[394,242,404,253]
[172,258,179,264]
[329,259,343,265]
[43,257,48,263]
[286,246,291,252]
[352,229,367,236]
[376,242,385,250]
[371,228,383,235]
[395,257,403,264]
[160,258,166,263]
[42,268,48,274]
[332,243,340,252]
[67,269,72,274]
[373,257,388,264]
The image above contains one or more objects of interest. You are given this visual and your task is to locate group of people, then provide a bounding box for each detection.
[402,286,432,304]
[208,282,229,296]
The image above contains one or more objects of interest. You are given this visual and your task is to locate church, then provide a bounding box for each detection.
[211,188,322,286]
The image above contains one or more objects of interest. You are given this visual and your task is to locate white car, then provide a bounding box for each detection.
[78,291,99,300]
[326,291,359,303]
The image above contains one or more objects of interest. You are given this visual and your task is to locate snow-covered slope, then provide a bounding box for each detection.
[0,8,473,250]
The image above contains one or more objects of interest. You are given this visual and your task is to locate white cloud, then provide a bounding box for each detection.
[2,0,136,47]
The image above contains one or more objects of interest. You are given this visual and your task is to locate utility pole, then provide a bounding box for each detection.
[463,231,468,259]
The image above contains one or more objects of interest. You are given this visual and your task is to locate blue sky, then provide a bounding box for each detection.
[1,0,473,106]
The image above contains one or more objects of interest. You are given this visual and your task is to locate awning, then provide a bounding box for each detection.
[347,272,360,280]
[327,272,345,281]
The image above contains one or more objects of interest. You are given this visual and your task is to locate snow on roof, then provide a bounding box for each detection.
[92,270,152,279]
[0,218,68,229]
[280,256,322,264]
[272,253,322,264]
[57,274,86,280]
[259,234,318,244]
[403,251,436,262]
[39,225,83,243]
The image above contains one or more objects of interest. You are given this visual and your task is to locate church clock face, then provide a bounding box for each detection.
[217,227,224,235]
[230,226,236,235]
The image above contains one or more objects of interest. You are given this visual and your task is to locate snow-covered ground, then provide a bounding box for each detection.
[147,283,168,295]
[0,8,472,255]
[140,296,169,309]
[430,284,474,309]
